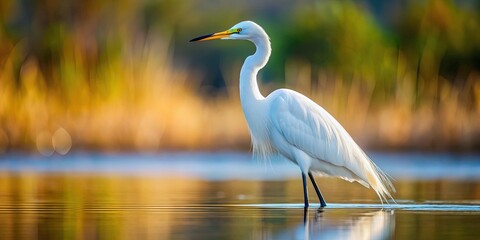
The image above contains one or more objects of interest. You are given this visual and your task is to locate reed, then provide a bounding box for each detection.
[0,35,248,153]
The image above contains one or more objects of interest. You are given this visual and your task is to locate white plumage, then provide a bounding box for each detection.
[191,20,395,207]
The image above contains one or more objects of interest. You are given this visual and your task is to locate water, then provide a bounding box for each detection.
[1,152,479,239]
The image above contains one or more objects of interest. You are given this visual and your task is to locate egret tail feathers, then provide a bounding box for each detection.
[366,161,396,204]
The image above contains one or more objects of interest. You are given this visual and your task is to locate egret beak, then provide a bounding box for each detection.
[190,29,236,42]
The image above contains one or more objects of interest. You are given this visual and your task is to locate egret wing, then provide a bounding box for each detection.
[269,89,395,202]
[269,89,361,171]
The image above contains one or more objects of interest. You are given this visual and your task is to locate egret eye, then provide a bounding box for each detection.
[237,28,242,33]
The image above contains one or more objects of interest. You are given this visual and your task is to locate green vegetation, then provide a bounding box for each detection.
[0,0,478,153]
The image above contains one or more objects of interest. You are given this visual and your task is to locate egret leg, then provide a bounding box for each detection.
[302,173,309,208]
[303,205,308,224]
[308,172,327,207]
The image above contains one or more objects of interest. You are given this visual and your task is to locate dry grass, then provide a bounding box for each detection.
[1,41,479,154]
[0,37,250,153]
[1,42,479,153]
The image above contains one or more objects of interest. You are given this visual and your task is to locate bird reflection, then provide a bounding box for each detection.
[275,208,395,240]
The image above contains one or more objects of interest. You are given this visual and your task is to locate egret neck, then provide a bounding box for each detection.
[238,35,272,159]
[239,36,270,117]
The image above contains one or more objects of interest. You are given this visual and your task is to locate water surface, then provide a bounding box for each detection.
[1,152,479,239]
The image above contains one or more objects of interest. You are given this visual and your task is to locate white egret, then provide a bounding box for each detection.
[190,21,394,207]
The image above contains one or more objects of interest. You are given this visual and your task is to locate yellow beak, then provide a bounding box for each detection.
[190,29,235,42]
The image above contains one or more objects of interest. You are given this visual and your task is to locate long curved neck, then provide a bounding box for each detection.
[239,37,271,106]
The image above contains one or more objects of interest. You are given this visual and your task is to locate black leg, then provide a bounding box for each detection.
[302,173,309,208]
[308,172,327,207]
[303,205,308,224]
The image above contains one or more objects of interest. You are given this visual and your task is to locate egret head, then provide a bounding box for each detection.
[190,21,268,43]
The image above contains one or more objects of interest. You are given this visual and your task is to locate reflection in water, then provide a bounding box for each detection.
[273,208,395,240]
[0,172,479,239]
[0,153,480,239]
[315,210,395,240]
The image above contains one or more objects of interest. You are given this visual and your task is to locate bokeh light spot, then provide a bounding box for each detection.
[52,128,72,155]
[36,131,54,156]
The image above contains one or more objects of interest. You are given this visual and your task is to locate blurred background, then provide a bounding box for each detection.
[1,1,480,239]
[0,0,479,154]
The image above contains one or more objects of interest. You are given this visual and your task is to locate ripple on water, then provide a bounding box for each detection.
[238,203,480,212]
